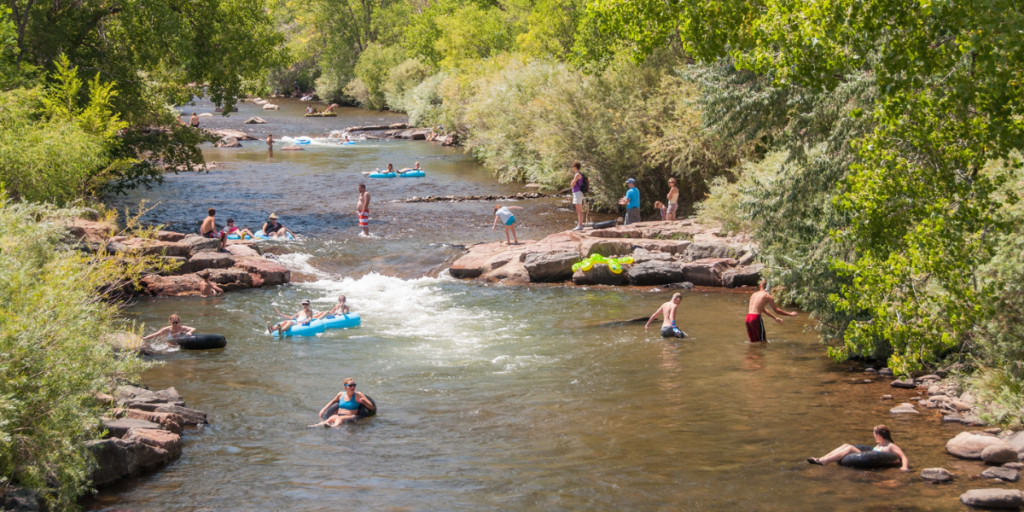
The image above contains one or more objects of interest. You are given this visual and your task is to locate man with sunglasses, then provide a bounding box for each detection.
[310,378,375,427]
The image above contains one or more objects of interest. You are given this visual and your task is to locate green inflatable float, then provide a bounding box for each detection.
[572,254,634,274]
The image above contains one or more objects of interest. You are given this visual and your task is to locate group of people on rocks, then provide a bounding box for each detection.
[567,162,681,228]
[200,208,294,246]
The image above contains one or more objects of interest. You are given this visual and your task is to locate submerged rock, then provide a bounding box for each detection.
[921,468,952,482]
[960,489,1023,508]
[982,467,1020,482]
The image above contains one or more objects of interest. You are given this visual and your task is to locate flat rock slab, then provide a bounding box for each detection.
[891,405,919,414]
[921,468,952,482]
[961,489,1023,509]
[189,252,236,271]
[982,467,1021,482]
[628,260,684,286]
[103,418,162,438]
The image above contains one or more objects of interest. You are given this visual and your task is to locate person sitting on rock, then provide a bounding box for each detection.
[262,213,292,238]
[143,314,196,341]
[315,295,350,319]
[199,271,224,297]
[309,378,375,427]
[808,425,909,471]
[267,299,317,336]
[224,218,254,240]
[200,208,228,250]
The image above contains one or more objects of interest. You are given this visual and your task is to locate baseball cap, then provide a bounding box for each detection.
[625,178,636,185]
[301,299,310,305]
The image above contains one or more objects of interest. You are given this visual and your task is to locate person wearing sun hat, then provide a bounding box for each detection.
[262,213,293,239]
[618,177,641,225]
[266,299,318,336]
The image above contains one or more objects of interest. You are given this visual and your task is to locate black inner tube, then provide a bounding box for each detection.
[175,334,227,350]
[838,444,900,469]
[319,394,377,421]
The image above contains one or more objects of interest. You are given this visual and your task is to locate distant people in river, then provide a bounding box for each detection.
[325,103,337,113]
[189,112,200,128]
[746,280,797,342]
[619,178,640,225]
[310,378,376,427]
[143,314,195,341]
[570,162,587,231]
[645,293,686,338]
[666,178,680,221]
[262,213,293,239]
[267,299,318,336]
[224,218,254,240]
[200,208,227,250]
[357,183,371,236]
[199,271,223,297]
[315,295,349,319]
[808,425,910,471]
[397,162,421,173]
[493,205,523,244]
[266,134,273,157]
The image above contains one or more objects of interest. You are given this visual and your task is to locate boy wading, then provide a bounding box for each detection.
[745,280,797,342]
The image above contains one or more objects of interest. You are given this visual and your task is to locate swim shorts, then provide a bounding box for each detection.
[661,326,686,338]
[745,313,766,342]
[624,207,641,225]
[204,230,222,238]
[666,204,678,217]
[573,191,584,205]
[358,210,369,227]
[505,215,515,226]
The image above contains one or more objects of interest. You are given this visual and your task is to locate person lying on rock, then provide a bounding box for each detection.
[808,424,910,471]
[267,299,317,336]
[224,218,254,240]
[143,314,196,341]
[199,272,223,297]
[201,207,228,250]
[309,378,375,427]
[645,293,686,338]
[315,295,349,319]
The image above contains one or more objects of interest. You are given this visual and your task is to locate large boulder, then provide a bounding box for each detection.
[189,251,236,272]
[1005,431,1024,455]
[69,218,117,243]
[631,248,674,263]
[137,240,190,258]
[481,257,531,284]
[123,428,182,459]
[523,251,580,282]
[180,234,221,255]
[204,267,254,291]
[124,409,184,434]
[155,230,186,242]
[581,238,634,257]
[224,243,260,259]
[627,261,685,286]
[721,264,763,288]
[947,431,1013,460]
[244,116,267,124]
[215,136,241,148]
[140,274,204,296]
[682,243,742,262]
[86,438,135,486]
[680,258,735,287]
[448,241,533,279]
[632,239,691,255]
[102,418,162,438]
[573,264,630,286]
[960,489,1024,509]
[983,444,1021,464]
[210,129,257,141]
[233,257,290,286]
[891,378,917,389]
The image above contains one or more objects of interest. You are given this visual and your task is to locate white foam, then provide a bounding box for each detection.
[267,252,331,280]
[278,135,352,146]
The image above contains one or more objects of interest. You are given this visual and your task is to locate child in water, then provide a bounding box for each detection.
[492,205,524,244]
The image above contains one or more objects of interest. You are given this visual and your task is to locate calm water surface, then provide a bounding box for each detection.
[91,99,990,511]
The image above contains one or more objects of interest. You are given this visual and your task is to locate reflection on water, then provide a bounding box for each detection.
[93,100,976,511]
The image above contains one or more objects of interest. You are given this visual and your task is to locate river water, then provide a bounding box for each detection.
[91,99,990,511]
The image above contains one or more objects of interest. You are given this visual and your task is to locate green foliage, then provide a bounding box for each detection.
[384,58,433,112]
[0,199,150,510]
[345,43,406,109]
[433,4,523,68]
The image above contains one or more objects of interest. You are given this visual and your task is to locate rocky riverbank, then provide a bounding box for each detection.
[448,219,760,287]
[70,219,291,297]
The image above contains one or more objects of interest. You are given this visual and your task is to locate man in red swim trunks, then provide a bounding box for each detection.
[746,280,797,342]
[356,183,371,236]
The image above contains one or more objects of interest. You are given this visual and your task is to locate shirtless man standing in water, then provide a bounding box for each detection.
[746,280,797,342]
[356,183,371,236]
[645,293,686,338]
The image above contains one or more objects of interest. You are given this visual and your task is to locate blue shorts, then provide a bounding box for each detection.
[505,215,515,226]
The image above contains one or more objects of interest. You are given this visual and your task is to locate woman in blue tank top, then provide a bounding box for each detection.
[310,378,376,427]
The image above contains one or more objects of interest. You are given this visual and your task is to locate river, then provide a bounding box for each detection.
[90,98,982,511]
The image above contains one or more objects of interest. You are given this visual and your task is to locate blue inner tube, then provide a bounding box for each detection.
[369,172,396,178]
[838,445,901,469]
[175,334,227,350]
[320,313,361,329]
[253,230,294,240]
[399,170,425,178]
[319,394,377,421]
[294,137,312,144]
[272,319,325,337]
[341,141,355,145]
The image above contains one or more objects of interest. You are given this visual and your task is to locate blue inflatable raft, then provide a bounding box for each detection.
[272,319,324,338]
[252,230,295,240]
[320,313,361,329]
[399,170,425,178]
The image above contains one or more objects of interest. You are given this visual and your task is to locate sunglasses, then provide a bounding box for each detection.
[345,383,356,388]
[171,321,179,324]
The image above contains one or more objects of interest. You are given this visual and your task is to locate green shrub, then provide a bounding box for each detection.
[0,199,150,510]
[344,44,405,110]
[384,58,433,112]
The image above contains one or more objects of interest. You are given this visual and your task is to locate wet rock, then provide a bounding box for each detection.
[123,428,182,458]
[189,251,235,271]
[140,274,203,296]
[262,103,279,110]
[481,257,530,284]
[983,445,1020,464]
[124,409,184,434]
[102,418,162,438]
[215,136,241,148]
[721,264,764,288]
[665,281,694,290]
[233,257,290,286]
[890,378,917,389]
[916,374,942,384]
[921,468,953,482]
[627,261,685,286]
[947,432,1012,459]
[982,467,1021,482]
[410,129,430,140]
[572,264,630,286]
[126,402,207,425]
[180,234,220,255]
[960,489,1023,508]
[203,267,254,291]
[244,116,267,124]
[523,251,580,283]
[680,258,735,287]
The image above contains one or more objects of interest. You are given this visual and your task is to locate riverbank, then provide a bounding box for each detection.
[448,219,760,287]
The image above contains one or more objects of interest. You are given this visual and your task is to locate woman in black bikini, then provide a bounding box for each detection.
[808,424,909,471]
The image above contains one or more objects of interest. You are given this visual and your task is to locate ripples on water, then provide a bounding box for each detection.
[92,99,978,511]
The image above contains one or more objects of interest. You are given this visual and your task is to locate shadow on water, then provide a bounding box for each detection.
[92,99,976,511]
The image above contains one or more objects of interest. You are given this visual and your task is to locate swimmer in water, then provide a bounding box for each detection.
[143,314,196,341]
[315,295,350,319]
[199,272,223,297]
[309,378,375,427]
[808,425,910,471]
[267,299,317,336]
[745,279,797,342]
[644,292,686,338]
